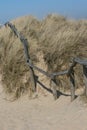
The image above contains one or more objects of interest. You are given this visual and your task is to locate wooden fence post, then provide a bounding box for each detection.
[29,67,36,93]
[69,71,75,101]
[50,77,58,100]
[83,65,87,97]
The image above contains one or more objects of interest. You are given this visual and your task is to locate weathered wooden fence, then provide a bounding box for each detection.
[4,22,87,101]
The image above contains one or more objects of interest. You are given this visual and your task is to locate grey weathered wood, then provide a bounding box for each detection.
[29,67,36,93]
[74,58,87,66]
[50,78,58,100]
[67,61,77,76]
[27,62,52,78]
[69,71,75,101]
[83,65,87,97]
[52,70,68,77]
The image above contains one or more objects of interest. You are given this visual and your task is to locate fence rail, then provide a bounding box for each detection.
[5,22,87,101]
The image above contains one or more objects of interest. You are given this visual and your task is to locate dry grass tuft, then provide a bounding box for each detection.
[0,14,87,99]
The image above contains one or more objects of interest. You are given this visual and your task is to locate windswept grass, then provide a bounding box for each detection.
[0,14,87,99]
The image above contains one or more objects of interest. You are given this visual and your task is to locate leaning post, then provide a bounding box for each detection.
[83,65,87,97]
[50,76,58,100]
[67,59,76,101]
[69,70,75,101]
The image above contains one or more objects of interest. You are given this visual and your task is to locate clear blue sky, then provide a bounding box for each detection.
[0,0,87,23]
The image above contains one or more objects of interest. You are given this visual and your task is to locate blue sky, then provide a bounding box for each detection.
[0,0,87,23]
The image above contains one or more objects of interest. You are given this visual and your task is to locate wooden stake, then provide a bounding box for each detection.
[50,77,58,100]
[69,71,75,101]
[83,65,87,97]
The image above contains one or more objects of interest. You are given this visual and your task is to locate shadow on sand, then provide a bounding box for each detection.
[37,80,78,99]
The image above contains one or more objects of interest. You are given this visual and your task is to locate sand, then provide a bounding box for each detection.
[0,76,87,130]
